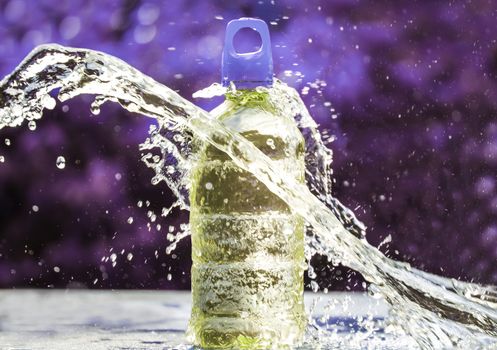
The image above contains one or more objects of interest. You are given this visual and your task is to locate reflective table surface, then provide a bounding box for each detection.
[0,290,417,349]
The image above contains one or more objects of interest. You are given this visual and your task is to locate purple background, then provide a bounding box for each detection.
[0,0,496,290]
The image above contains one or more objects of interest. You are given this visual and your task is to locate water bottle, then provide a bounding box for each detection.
[188,18,306,349]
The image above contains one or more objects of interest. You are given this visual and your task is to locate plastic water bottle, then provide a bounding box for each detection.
[188,18,306,349]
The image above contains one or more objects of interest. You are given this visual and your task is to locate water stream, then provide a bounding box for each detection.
[1,44,497,349]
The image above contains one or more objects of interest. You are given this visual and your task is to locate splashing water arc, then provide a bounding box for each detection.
[0,45,497,349]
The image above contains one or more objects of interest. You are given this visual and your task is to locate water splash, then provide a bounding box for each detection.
[1,44,497,348]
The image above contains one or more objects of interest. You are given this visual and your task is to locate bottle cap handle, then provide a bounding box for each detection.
[222,18,273,89]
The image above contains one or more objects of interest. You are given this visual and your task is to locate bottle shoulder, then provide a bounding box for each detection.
[195,95,305,163]
[212,100,304,145]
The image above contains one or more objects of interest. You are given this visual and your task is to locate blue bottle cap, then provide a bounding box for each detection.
[222,18,273,89]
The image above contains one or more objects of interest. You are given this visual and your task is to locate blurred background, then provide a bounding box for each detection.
[0,0,496,290]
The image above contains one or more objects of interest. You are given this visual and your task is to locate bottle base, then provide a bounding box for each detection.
[187,315,305,349]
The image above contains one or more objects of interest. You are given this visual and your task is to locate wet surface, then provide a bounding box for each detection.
[0,290,417,349]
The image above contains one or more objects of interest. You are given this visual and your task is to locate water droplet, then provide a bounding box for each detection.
[115,173,122,181]
[90,99,101,115]
[127,253,133,261]
[53,266,60,273]
[42,95,56,110]
[308,264,317,278]
[310,280,319,292]
[266,138,276,150]
[137,200,143,208]
[127,217,134,224]
[205,182,213,190]
[56,156,66,169]
[90,106,100,115]
[151,177,160,185]
[4,138,11,146]
[167,273,172,281]
[28,120,36,130]
[32,205,39,212]
[0,156,4,163]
